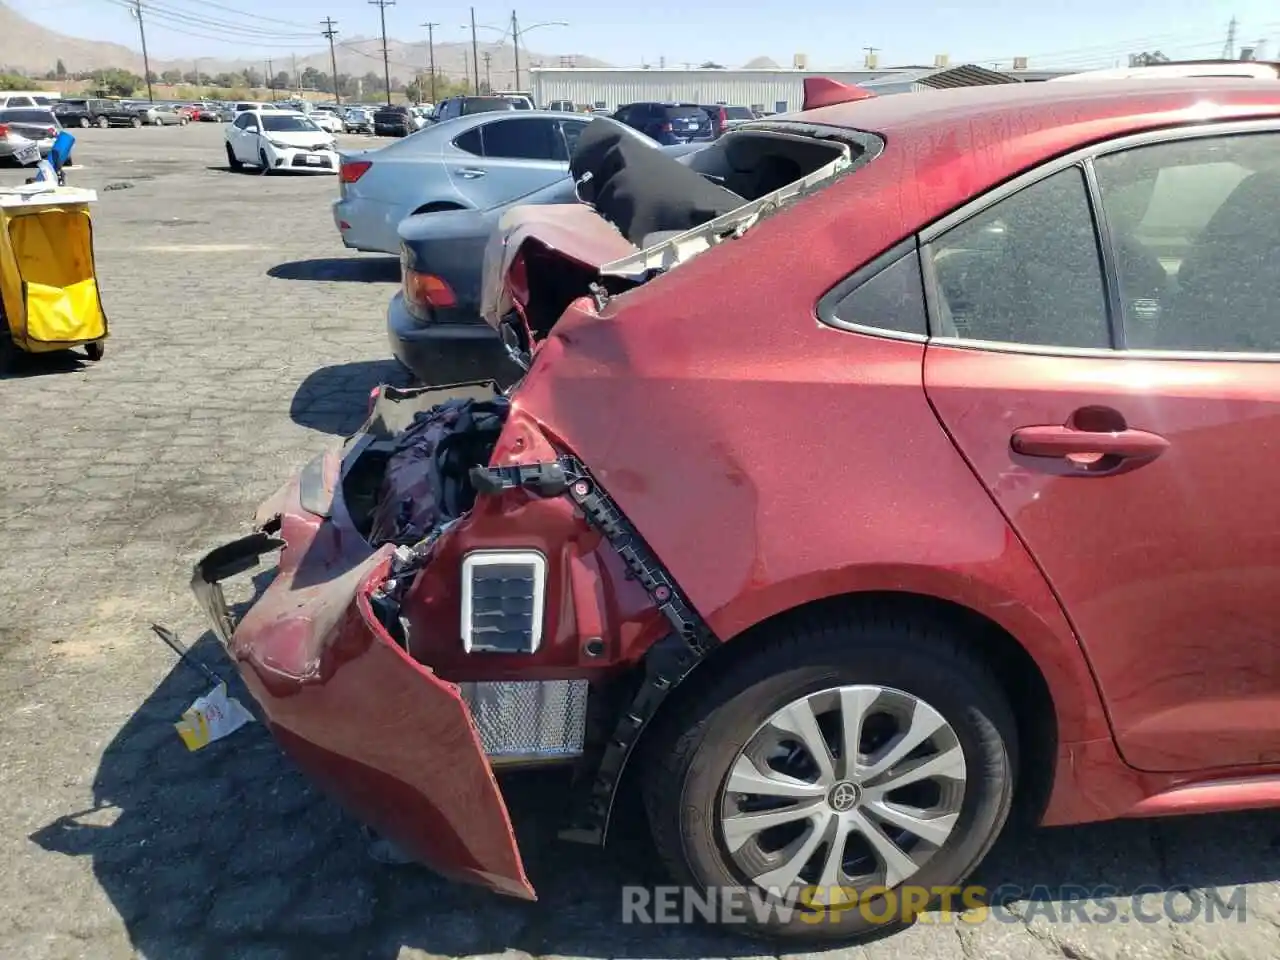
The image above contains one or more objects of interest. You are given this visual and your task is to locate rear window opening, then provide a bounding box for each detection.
[593,125,878,277]
[504,123,880,344]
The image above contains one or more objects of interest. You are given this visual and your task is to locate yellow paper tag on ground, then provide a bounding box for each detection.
[174,682,254,751]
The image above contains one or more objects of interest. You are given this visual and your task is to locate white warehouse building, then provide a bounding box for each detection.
[527,65,1064,113]
[530,68,900,114]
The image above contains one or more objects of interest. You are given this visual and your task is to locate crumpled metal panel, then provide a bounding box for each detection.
[457,679,588,761]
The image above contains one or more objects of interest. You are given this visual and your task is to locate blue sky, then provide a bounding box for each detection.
[13,0,1278,69]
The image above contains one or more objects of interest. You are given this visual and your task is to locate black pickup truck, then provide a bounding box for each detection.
[372,105,414,137]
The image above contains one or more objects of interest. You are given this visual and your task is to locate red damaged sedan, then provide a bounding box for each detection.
[191,76,1280,942]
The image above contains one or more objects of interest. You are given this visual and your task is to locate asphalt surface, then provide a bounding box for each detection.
[1,122,1279,960]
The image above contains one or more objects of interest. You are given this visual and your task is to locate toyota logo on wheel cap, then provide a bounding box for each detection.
[828,781,860,812]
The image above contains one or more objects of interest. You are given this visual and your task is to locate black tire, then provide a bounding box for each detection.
[225,143,242,171]
[641,608,1018,944]
[258,148,271,175]
[84,341,104,361]
[96,116,109,129]
[78,116,91,129]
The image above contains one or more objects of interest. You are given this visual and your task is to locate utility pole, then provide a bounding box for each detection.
[193,57,201,98]
[370,0,395,106]
[511,10,521,92]
[421,22,439,102]
[266,59,274,98]
[292,52,299,94]
[1223,16,1238,59]
[863,46,879,68]
[322,17,341,105]
[469,6,480,92]
[482,51,492,92]
[131,0,154,102]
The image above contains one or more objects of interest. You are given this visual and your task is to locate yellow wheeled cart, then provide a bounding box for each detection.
[0,184,108,372]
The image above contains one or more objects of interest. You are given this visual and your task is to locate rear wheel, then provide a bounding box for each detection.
[130,116,142,128]
[78,116,91,129]
[641,610,1018,943]
[96,116,109,129]
[225,143,242,171]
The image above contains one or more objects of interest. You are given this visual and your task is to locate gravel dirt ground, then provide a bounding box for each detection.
[1,123,1278,960]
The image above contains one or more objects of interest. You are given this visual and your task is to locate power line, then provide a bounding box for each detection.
[369,0,395,105]
[164,0,315,30]
[101,0,317,43]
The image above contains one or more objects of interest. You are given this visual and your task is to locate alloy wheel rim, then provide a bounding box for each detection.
[718,684,966,905]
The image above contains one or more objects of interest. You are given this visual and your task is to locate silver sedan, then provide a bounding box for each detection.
[334,111,657,255]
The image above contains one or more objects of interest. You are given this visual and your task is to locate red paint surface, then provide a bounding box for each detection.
[230,473,532,899]
[503,82,1280,825]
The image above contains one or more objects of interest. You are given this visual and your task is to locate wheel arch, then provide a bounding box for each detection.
[412,200,468,216]
[609,584,1085,849]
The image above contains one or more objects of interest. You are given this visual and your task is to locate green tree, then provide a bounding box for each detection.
[0,73,31,91]
[161,69,182,84]
[214,72,236,87]
[92,67,140,97]
[55,58,67,78]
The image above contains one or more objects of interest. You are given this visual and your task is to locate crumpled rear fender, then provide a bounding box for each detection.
[231,533,532,898]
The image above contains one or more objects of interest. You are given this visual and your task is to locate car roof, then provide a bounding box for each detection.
[794,78,1280,186]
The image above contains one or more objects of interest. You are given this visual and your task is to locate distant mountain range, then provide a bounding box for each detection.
[0,1,610,87]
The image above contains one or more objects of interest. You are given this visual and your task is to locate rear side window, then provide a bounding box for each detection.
[725,107,754,120]
[453,127,483,155]
[820,244,929,338]
[925,166,1110,349]
[478,118,559,160]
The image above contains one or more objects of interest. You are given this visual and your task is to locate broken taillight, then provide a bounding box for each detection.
[340,160,372,183]
[403,267,456,319]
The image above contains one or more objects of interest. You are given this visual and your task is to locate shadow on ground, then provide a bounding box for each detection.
[0,347,90,379]
[268,257,400,283]
[289,359,413,436]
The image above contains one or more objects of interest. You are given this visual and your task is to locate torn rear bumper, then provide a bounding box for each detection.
[189,473,534,900]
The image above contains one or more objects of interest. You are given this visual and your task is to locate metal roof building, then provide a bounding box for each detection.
[528,65,1075,112]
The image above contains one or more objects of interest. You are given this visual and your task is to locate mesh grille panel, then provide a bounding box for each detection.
[458,679,588,760]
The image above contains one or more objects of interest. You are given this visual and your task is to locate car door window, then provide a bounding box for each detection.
[1092,132,1280,353]
[925,166,1110,350]
[555,119,590,160]
[478,118,558,160]
[233,114,252,130]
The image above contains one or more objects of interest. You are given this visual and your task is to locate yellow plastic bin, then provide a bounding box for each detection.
[0,185,108,369]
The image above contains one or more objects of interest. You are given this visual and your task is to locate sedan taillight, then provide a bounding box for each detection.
[403,267,456,319]
[340,159,372,183]
[0,124,8,137]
